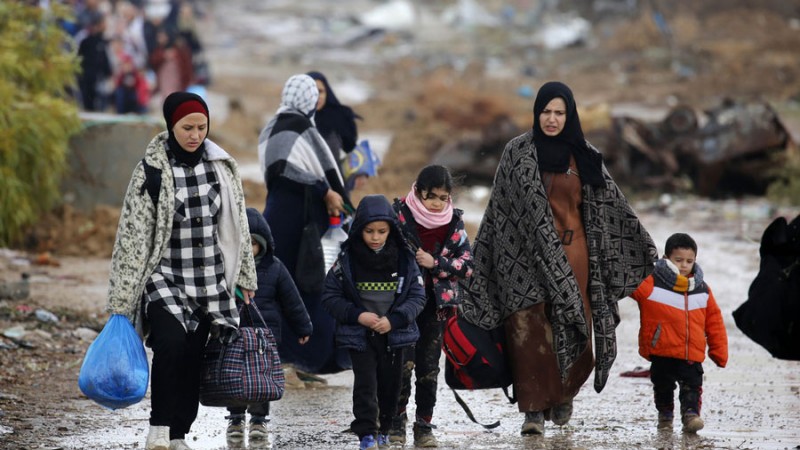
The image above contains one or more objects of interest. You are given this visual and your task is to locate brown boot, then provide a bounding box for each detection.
[657,411,674,430]
[412,419,438,447]
[682,412,704,433]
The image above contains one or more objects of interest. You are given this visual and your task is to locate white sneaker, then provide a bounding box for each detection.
[145,426,170,450]
[170,439,193,450]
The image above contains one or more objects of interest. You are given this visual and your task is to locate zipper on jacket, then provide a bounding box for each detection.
[651,324,661,348]
[684,292,690,360]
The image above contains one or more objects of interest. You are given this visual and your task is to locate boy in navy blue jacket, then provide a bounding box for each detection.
[322,195,426,450]
[225,208,313,442]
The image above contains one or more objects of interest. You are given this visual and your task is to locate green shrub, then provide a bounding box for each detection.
[0,3,81,246]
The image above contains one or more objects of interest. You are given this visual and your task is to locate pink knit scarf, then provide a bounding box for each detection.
[404,184,453,229]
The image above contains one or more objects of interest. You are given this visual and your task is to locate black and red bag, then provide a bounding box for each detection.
[442,314,515,428]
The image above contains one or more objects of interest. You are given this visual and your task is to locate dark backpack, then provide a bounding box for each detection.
[139,158,162,205]
[733,214,800,361]
[442,314,515,429]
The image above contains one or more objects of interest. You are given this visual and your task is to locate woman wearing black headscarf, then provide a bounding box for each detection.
[107,92,257,450]
[459,81,657,435]
[307,71,361,168]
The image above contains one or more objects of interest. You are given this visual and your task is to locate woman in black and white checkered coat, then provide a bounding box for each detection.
[106,91,258,450]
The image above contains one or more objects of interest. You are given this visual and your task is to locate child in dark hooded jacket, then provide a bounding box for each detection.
[225,208,313,442]
[322,195,426,450]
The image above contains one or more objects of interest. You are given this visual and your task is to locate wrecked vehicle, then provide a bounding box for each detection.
[604,99,792,197]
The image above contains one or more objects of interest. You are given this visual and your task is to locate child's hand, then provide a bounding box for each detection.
[415,248,435,269]
[298,335,310,345]
[372,317,392,334]
[358,312,380,328]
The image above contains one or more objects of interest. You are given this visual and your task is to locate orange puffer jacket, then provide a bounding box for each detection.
[631,273,728,367]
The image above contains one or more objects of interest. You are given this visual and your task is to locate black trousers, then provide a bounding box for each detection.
[349,333,405,438]
[650,356,704,415]
[228,401,270,419]
[147,302,211,440]
[397,298,443,420]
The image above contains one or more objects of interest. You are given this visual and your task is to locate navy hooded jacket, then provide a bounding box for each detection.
[246,208,313,343]
[321,195,426,351]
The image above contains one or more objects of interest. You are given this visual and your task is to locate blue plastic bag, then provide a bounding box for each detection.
[78,314,149,410]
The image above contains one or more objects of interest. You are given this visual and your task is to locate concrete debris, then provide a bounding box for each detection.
[534,14,591,49]
[0,273,29,300]
[359,0,416,30]
[34,309,60,324]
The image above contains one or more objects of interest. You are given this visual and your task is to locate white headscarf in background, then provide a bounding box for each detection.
[277,74,319,121]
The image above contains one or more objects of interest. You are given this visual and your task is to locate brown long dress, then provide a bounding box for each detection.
[505,155,595,412]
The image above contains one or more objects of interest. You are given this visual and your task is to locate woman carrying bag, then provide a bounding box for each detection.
[258,74,354,375]
[106,91,257,450]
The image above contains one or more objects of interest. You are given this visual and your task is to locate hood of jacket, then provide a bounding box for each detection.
[347,195,406,250]
[246,207,274,259]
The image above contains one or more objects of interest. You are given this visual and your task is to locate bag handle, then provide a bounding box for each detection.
[451,388,500,429]
[450,385,516,430]
[239,302,269,329]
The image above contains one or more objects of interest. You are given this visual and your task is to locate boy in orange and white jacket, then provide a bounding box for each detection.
[630,233,728,434]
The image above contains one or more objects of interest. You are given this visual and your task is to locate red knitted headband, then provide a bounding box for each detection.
[170,100,207,128]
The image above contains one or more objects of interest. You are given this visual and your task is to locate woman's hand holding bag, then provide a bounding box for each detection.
[199,303,285,407]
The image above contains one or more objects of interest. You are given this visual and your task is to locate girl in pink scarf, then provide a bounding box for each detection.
[389,165,474,446]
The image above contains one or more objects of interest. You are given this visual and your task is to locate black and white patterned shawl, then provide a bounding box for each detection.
[257,74,347,198]
[460,130,657,392]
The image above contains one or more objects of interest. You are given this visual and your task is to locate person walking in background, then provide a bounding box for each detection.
[459,81,657,435]
[389,165,473,447]
[258,74,354,375]
[224,208,313,444]
[106,92,257,450]
[148,27,193,100]
[321,195,426,450]
[307,71,361,170]
[113,54,150,114]
[630,233,728,433]
[77,11,112,111]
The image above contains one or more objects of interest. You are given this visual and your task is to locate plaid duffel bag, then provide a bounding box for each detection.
[199,303,285,407]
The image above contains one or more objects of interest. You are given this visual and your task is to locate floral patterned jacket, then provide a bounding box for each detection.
[106,132,257,328]
[393,198,473,311]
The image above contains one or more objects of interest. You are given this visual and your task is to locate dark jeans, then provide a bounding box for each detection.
[650,356,704,416]
[397,298,443,420]
[147,302,211,440]
[349,333,405,438]
[227,402,270,420]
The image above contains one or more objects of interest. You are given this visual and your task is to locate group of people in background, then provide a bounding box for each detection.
[67,0,209,114]
[106,72,728,450]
